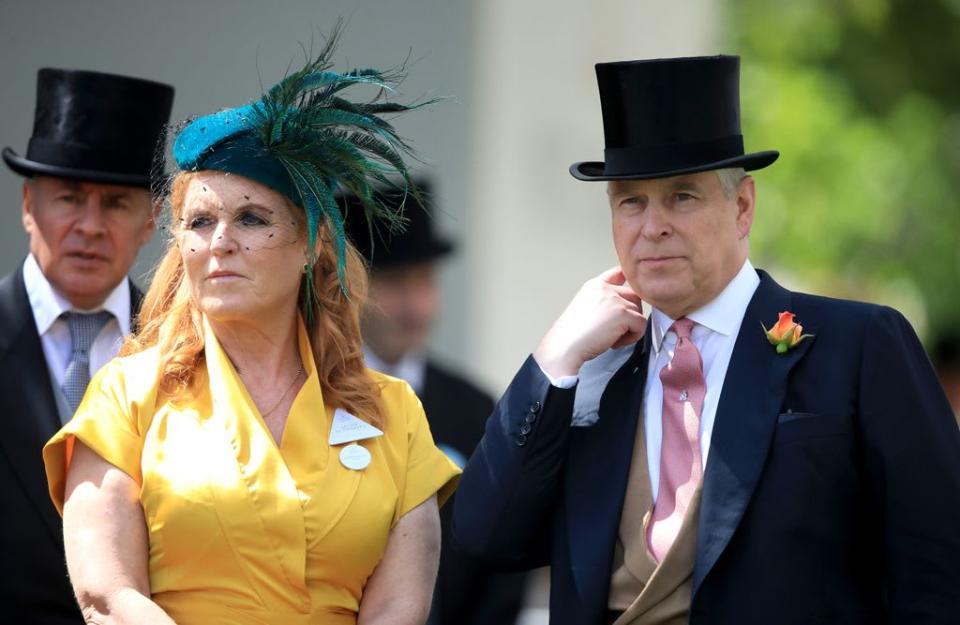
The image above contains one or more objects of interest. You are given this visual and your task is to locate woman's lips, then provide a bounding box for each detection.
[206,271,243,282]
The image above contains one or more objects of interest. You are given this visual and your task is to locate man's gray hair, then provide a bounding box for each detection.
[715,167,747,198]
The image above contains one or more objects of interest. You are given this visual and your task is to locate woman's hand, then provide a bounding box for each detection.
[358,496,441,625]
[63,441,177,625]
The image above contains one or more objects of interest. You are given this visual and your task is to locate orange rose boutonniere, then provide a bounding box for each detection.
[762,311,813,354]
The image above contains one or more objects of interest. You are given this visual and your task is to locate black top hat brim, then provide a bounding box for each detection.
[570,149,779,182]
[340,178,457,269]
[2,147,152,187]
[369,238,455,270]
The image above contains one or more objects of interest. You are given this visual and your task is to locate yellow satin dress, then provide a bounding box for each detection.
[44,317,460,625]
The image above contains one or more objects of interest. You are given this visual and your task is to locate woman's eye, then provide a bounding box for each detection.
[187,216,213,230]
[238,211,268,227]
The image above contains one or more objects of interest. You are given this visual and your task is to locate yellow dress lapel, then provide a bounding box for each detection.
[278,317,363,547]
[203,316,309,608]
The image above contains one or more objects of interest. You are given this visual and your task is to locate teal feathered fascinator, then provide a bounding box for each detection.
[172,31,427,309]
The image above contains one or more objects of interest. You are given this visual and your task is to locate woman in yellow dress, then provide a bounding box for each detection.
[43,37,460,625]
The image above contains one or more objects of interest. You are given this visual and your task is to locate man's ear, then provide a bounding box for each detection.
[138,196,162,246]
[21,180,36,234]
[735,175,756,239]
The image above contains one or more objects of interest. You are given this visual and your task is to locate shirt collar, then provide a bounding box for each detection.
[650,258,760,353]
[23,253,131,336]
[362,345,427,394]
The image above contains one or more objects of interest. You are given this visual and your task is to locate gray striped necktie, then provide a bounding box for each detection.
[61,311,114,413]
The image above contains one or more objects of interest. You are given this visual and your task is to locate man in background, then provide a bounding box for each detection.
[932,331,960,421]
[0,68,173,623]
[345,182,528,625]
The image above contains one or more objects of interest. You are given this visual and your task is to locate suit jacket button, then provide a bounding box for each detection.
[525,413,538,424]
[529,401,541,414]
[520,423,532,435]
[516,434,528,446]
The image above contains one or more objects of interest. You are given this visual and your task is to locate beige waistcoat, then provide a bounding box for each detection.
[608,412,703,625]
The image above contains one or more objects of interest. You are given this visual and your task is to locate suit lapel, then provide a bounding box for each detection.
[692,271,816,595]
[565,332,651,615]
[0,266,64,539]
[0,267,144,540]
[128,280,144,330]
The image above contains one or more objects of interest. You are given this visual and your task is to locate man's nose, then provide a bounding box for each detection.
[640,203,672,240]
[73,196,107,236]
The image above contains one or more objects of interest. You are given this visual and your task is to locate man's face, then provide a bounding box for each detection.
[608,170,755,318]
[362,262,440,364]
[22,176,156,309]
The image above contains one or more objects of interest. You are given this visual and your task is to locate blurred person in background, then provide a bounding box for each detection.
[0,68,173,624]
[453,55,960,624]
[931,331,960,421]
[344,182,529,625]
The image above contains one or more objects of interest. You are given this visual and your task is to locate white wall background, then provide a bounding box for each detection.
[0,0,721,395]
[463,0,722,394]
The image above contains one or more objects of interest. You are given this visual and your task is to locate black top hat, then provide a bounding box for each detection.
[342,180,454,269]
[570,55,778,181]
[3,68,174,188]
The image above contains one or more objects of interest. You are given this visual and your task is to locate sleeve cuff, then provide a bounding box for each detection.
[534,357,579,389]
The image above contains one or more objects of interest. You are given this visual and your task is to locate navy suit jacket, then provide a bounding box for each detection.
[453,270,960,624]
[0,262,142,624]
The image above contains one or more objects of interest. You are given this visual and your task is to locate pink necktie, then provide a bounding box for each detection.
[647,318,706,562]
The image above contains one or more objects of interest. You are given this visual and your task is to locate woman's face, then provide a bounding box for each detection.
[177,172,307,324]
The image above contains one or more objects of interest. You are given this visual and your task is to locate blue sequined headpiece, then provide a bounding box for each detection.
[172,31,426,308]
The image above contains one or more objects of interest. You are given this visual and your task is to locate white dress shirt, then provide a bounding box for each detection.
[23,253,132,394]
[539,259,759,502]
[363,346,427,395]
[644,259,759,501]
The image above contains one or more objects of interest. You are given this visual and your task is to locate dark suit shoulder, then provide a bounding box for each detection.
[785,289,908,343]
[771,292,934,391]
[0,266,35,352]
[424,360,495,408]
[790,289,886,319]
[421,358,495,457]
[757,270,893,337]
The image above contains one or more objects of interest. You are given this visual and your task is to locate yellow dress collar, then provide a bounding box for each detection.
[201,314,322,607]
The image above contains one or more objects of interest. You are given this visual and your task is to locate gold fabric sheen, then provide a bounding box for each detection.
[44,316,460,624]
[608,409,702,625]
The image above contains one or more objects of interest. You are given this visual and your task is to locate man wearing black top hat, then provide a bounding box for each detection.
[453,56,960,624]
[0,68,173,623]
[344,182,528,625]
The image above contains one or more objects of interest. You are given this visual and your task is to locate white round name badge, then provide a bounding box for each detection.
[339,443,371,471]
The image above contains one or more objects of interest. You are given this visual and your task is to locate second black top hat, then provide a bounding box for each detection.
[2,68,174,188]
[343,180,454,269]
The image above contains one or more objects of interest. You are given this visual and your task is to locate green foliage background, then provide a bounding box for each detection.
[726,0,960,339]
